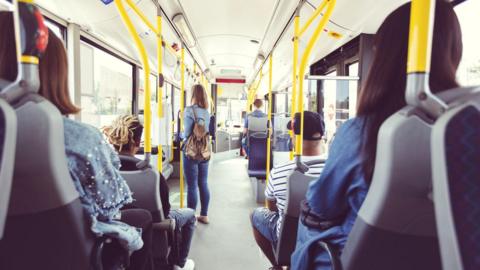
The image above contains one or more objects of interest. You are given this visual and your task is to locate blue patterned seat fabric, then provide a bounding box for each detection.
[445,105,480,270]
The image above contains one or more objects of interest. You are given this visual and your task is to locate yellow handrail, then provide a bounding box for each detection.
[297,0,330,38]
[157,12,163,173]
[265,54,273,207]
[115,0,152,157]
[407,0,434,74]
[290,15,300,161]
[125,0,158,35]
[179,47,185,208]
[295,0,336,157]
[246,71,264,112]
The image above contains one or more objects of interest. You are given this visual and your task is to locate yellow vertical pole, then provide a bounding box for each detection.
[179,47,185,208]
[290,15,299,161]
[115,0,151,158]
[265,55,273,206]
[156,12,163,174]
[295,0,336,157]
[407,0,434,74]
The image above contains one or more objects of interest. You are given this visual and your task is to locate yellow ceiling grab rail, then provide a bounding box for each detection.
[295,0,336,159]
[297,0,330,38]
[115,0,153,164]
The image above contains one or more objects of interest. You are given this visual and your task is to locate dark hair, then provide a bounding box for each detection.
[191,84,208,109]
[103,115,143,154]
[0,12,18,82]
[253,99,263,109]
[357,0,462,182]
[39,29,80,115]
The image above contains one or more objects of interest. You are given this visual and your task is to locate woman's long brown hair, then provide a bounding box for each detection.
[191,84,208,109]
[357,0,462,183]
[0,12,18,82]
[39,29,80,115]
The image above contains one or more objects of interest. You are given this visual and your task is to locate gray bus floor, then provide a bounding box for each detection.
[167,157,270,270]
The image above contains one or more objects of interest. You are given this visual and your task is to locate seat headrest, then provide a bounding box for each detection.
[1,1,48,102]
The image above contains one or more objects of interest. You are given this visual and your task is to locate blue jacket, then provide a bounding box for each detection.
[183,105,211,140]
[291,117,369,270]
[63,118,143,252]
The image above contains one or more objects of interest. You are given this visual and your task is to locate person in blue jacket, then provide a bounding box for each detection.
[291,1,463,269]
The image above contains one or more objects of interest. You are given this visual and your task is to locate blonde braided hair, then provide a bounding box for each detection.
[103,115,142,153]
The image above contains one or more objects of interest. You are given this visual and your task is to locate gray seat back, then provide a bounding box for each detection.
[275,160,324,266]
[431,88,480,270]
[341,105,441,270]
[119,155,163,218]
[0,99,16,239]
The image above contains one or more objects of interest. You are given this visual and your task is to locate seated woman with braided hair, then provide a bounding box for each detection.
[103,115,196,270]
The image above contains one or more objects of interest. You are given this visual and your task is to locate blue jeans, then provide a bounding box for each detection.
[251,207,279,246]
[168,208,196,267]
[183,156,210,216]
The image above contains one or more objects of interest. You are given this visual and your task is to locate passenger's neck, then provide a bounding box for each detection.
[302,143,323,157]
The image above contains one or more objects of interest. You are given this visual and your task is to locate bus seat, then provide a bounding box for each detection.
[0,99,16,239]
[275,159,325,266]
[248,131,268,178]
[0,3,110,269]
[118,155,174,266]
[338,106,442,270]
[431,88,480,270]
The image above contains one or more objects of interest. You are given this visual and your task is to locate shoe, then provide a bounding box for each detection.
[197,215,209,224]
[173,259,195,270]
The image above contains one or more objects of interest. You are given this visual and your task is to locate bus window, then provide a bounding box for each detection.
[138,71,158,145]
[79,41,133,128]
[44,19,65,41]
[308,80,318,112]
[172,86,181,133]
[348,62,359,118]
[323,70,337,144]
[275,93,287,114]
[455,1,480,86]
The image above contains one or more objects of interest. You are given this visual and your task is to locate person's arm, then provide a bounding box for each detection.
[183,107,193,139]
[264,169,279,212]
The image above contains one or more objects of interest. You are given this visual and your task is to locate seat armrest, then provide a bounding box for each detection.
[152,218,176,233]
[315,241,342,270]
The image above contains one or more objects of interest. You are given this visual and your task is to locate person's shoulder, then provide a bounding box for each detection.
[63,118,102,139]
[63,118,107,152]
[271,160,296,175]
[337,117,365,136]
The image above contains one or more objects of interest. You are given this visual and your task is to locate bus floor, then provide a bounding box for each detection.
[167,157,271,270]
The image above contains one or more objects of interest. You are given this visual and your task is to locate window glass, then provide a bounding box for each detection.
[138,71,158,145]
[348,62,359,118]
[455,1,480,86]
[44,19,64,40]
[307,80,318,112]
[80,41,133,128]
[173,87,181,133]
[322,70,337,144]
[275,93,287,114]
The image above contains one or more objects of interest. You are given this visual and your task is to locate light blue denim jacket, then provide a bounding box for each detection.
[183,105,211,140]
[63,118,143,252]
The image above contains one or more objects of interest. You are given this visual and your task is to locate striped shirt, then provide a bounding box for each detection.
[265,155,325,237]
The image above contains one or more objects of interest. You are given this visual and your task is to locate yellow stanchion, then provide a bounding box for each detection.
[156,12,163,174]
[125,0,158,35]
[290,15,300,161]
[115,0,152,157]
[295,0,336,158]
[407,0,434,74]
[179,47,185,208]
[265,55,273,207]
[297,0,329,38]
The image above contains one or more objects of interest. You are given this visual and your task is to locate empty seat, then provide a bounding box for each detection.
[0,96,16,239]
[275,159,324,266]
[432,88,480,270]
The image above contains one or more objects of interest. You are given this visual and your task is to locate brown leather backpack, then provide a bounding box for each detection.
[185,108,211,161]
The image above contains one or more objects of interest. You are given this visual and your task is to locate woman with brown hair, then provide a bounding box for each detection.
[292,1,462,269]
[183,84,213,224]
[0,13,153,269]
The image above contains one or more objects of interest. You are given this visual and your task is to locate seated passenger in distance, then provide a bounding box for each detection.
[250,111,325,269]
[103,115,196,270]
[242,98,267,158]
[291,1,463,269]
[0,16,154,270]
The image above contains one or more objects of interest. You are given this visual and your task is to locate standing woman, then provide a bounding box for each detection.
[183,84,212,224]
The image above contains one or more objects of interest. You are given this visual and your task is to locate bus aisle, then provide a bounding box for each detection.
[168,157,270,270]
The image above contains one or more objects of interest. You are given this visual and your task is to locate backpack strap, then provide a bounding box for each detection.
[191,106,198,122]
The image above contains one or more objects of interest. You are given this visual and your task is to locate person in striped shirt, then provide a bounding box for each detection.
[250,111,326,269]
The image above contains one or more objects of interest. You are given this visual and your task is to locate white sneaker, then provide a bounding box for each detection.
[173,259,195,270]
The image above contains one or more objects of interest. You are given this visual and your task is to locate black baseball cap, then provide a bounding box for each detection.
[287,111,325,140]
